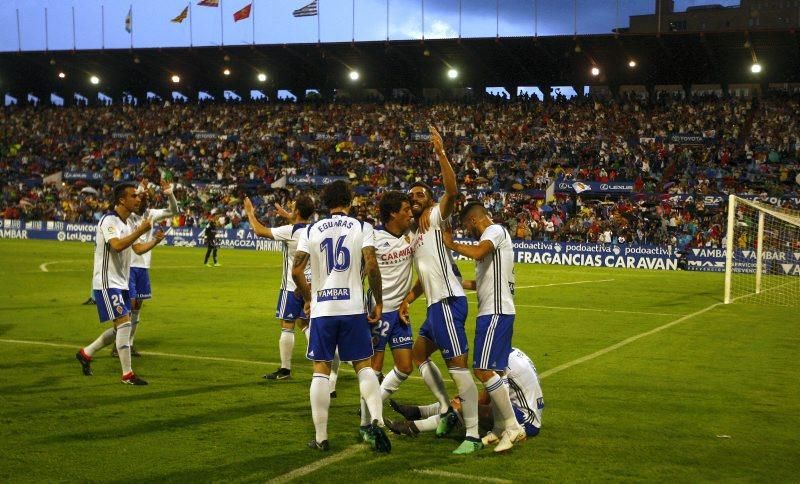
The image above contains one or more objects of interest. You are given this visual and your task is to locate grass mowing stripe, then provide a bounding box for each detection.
[413,469,512,483]
[266,445,363,484]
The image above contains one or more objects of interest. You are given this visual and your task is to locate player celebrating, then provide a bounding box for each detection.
[111,178,178,358]
[292,180,390,453]
[441,202,525,451]
[399,125,482,455]
[388,347,544,448]
[75,182,162,385]
[244,195,314,380]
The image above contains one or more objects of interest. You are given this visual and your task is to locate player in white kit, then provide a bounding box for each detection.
[243,195,315,381]
[398,126,482,455]
[75,183,159,385]
[442,201,525,452]
[112,178,177,358]
[358,191,415,431]
[292,180,390,453]
[388,347,544,440]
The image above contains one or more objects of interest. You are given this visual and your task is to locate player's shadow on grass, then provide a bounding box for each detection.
[41,401,302,443]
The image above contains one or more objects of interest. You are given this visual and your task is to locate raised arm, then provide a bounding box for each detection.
[441,224,495,261]
[362,246,383,324]
[430,125,458,219]
[244,197,275,239]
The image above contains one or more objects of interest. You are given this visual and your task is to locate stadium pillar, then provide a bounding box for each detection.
[572,85,585,99]
[540,85,551,103]
[505,86,517,100]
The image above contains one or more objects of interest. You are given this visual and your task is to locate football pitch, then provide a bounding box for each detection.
[0,239,798,482]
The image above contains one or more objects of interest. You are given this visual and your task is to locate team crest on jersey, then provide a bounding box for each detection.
[404,234,411,244]
[115,305,123,314]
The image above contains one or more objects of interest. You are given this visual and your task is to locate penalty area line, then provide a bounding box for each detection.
[413,469,511,483]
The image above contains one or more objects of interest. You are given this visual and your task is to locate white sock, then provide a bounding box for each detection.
[360,398,371,427]
[414,414,440,432]
[129,310,140,346]
[380,367,408,401]
[419,360,449,409]
[279,329,295,370]
[329,350,340,393]
[418,402,442,419]
[115,322,133,375]
[84,327,116,357]
[310,373,331,443]
[358,367,384,426]
[486,374,518,432]
[450,367,479,439]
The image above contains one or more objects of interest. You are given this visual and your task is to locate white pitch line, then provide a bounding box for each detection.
[513,304,678,317]
[38,260,82,272]
[514,278,615,290]
[266,445,363,484]
[413,469,512,484]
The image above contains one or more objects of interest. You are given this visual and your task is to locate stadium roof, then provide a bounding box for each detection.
[1,29,798,100]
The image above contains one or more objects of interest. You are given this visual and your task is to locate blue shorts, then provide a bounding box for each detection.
[513,406,541,437]
[372,310,413,351]
[418,296,468,359]
[307,313,373,363]
[128,267,152,300]
[276,290,307,321]
[94,289,131,323]
[473,314,514,370]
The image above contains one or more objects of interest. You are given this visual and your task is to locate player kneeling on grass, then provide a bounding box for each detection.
[75,182,164,386]
[387,347,544,452]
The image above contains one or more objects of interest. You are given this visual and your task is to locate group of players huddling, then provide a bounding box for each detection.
[74,126,543,455]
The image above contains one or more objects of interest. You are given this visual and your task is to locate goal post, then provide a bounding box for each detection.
[724,195,800,306]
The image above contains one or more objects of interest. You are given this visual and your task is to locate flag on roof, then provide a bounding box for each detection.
[293,0,317,17]
[171,5,189,23]
[197,0,219,6]
[233,3,252,21]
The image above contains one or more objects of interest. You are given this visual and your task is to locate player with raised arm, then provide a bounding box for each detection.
[111,178,178,358]
[441,201,525,452]
[292,180,390,453]
[398,125,483,455]
[388,347,544,443]
[75,182,162,385]
[244,195,314,380]
[358,191,415,429]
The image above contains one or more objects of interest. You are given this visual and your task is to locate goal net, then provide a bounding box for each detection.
[724,195,800,306]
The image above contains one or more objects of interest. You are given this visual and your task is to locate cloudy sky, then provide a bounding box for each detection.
[0,0,740,52]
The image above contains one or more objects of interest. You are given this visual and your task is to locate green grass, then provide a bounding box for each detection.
[0,239,798,482]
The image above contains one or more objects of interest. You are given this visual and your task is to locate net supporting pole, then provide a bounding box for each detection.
[755,211,765,294]
[724,194,736,304]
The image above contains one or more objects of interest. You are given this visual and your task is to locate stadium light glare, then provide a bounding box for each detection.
[750,63,762,73]
[58,72,66,79]
[257,73,267,82]
[171,75,180,84]
[223,68,231,76]
[590,67,600,76]
[447,68,458,79]
[349,70,360,81]
[89,75,100,85]
[628,60,637,68]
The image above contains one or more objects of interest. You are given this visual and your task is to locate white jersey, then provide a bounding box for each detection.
[92,212,133,290]
[128,208,173,269]
[297,213,374,317]
[411,204,465,306]
[271,223,311,293]
[475,224,516,316]
[372,227,414,312]
[506,347,544,430]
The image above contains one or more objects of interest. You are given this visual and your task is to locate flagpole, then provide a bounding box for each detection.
[220,0,225,46]
[534,0,537,37]
[72,6,76,50]
[45,8,49,52]
[458,0,462,38]
[16,9,21,52]
[421,0,424,40]
[317,0,321,43]
[189,3,194,47]
[252,0,256,46]
[130,5,133,48]
[101,5,105,50]
[386,0,389,41]
[352,0,355,42]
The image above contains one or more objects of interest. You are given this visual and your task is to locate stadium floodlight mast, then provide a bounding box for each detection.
[171,75,180,84]
[447,68,458,79]
[751,63,762,73]
[257,73,267,82]
[89,75,100,85]
[590,67,600,76]
[349,70,360,81]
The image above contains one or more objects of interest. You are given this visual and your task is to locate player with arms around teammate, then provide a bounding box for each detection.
[292,180,391,453]
[243,195,314,380]
[112,178,178,358]
[359,191,415,427]
[442,202,525,452]
[75,183,161,385]
[398,125,483,455]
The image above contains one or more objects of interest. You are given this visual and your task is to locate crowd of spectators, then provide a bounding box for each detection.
[1,91,798,250]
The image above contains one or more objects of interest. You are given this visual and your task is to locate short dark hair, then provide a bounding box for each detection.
[111,182,137,206]
[295,195,315,220]
[321,180,352,210]
[379,191,409,225]
[459,201,487,221]
[409,182,437,202]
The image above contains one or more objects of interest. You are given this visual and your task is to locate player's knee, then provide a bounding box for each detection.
[473,368,496,382]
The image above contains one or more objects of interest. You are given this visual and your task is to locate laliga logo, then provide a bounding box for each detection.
[57,231,66,241]
[612,245,621,255]
[553,243,563,253]
[600,184,610,190]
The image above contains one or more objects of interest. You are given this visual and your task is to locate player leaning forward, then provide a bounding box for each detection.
[76,182,165,385]
[292,180,391,453]
[442,201,526,451]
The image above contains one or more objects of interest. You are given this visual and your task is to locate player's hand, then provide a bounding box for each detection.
[138,218,153,233]
[160,178,173,196]
[418,206,432,233]
[429,125,444,154]
[368,303,382,325]
[243,197,255,216]
[398,300,411,326]
[303,300,311,317]
[153,227,166,244]
[274,202,293,220]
